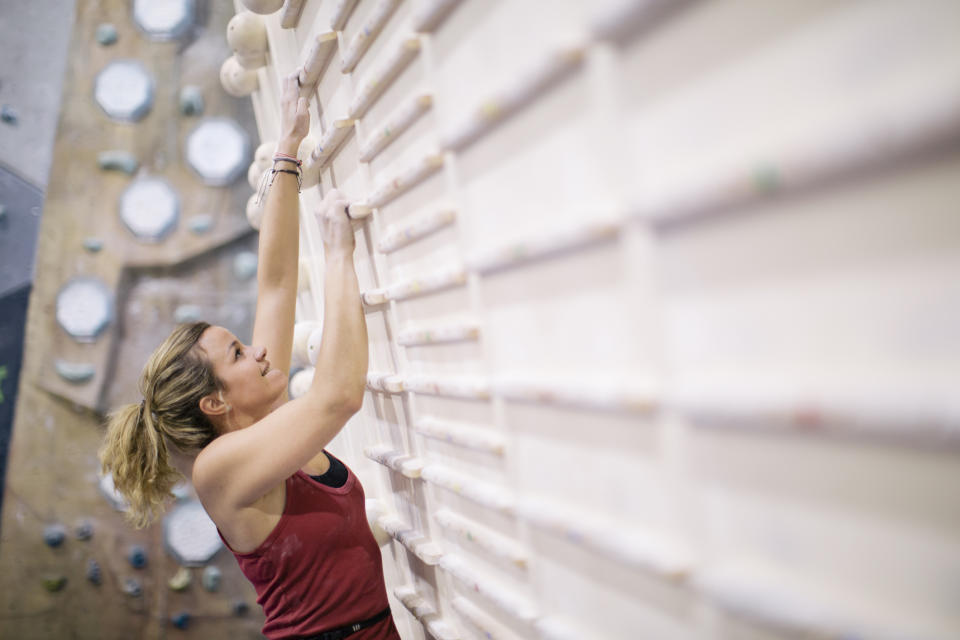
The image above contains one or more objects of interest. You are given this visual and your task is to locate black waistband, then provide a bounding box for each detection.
[303,607,391,640]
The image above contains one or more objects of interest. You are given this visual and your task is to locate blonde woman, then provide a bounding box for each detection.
[100,72,401,640]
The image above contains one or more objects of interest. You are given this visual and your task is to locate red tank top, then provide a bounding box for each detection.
[218,465,400,640]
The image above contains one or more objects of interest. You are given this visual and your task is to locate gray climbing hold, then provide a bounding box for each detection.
[173,304,202,324]
[99,472,129,512]
[171,611,191,629]
[42,574,67,592]
[201,565,221,592]
[44,524,67,547]
[128,545,148,569]
[55,360,96,384]
[179,86,204,116]
[233,251,258,281]
[86,559,102,585]
[56,277,113,342]
[123,577,142,597]
[94,60,154,123]
[83,237,104,253]
[74,520,94,541]
[163,500,222,566]
[171,482,191,501]
[232,600,249,616]
[133,0,196,41]
[98,150,139,175]
[168,566,191,591]
[96,23,118,46]
[187,214,213,234]
[119,177,179,241]
[1,104,18,125]
[185,118,250,186]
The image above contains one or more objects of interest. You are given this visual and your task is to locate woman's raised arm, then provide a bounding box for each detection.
[250,71,310,386]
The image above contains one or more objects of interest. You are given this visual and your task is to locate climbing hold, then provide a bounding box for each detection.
[187,214,213,234]
[233,252,258,281]
[179,86,204,116]
[185,118,250,186]
[74,520,94,541]
[97,150,138,175]
[56,277,113,342]
[201,565,221,592]
[119,177,180,241]
[232,600,249,616]
[168,566,191,591]
[227,12,267,70]
[219,56,258,97]
[95,23,118,46]
[128,545,148,569]
[171,611,191,629]
[240,0,283,14]
[246,194,264,230]
[0,204,7,222]
[54,360,96,384]
[173,305,202,324]
[43,524,67,548]
[123,577,142,597]
[133,0,195,41]
[42,574,67,592]
[86,559,102,585]
[83,238,104,253]
[94,60,154,122]
[171,482,191,501]
[1,104,19,125]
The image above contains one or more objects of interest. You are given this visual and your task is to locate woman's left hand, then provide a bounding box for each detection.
[278,70,310,155]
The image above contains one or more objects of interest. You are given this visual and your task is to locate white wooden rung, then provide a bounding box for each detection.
[349,36,422,119]
[414,416,505,455]
[396,319,479,346]
[394,586,461,639]
[367,151,444,209]
[360,287,389,306]
[330,0,360,30]
[516,496,692,580]
[384,263,468,301]
[439,555,539,623]
[411,0,464,33]
[421,464,514,514]
[376,204,455,253]
[281,0,307,29]
[492,375,659,414]
[308,117,355,165]
[341,0,402,73]
[364,443,425,478]
[378,515,444,564]
[365,372,405,394]
[403,374,490,400]
[441,44,586,152]
[298,31,339,96]
[359,93,433,162]
[435,509,527,569]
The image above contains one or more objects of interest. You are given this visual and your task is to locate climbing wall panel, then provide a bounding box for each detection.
[240,0,960,638]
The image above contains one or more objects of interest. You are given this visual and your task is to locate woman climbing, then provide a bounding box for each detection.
[99,71,401,640]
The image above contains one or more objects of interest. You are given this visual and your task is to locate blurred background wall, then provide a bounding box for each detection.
[1,0,959,639]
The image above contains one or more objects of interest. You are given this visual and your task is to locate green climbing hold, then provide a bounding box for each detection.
[98,151,139,175]
[188,214,213,234]
[753,164,780,194]
[201,565,221,592]
[96,24,118,46]
[54,360,96,384]
[42,575,67,592]
[83,238,104,253]
[179,86,204,117]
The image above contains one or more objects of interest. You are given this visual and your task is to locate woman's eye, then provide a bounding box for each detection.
[235,348,242,360]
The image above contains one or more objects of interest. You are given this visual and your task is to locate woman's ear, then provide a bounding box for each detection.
[199,390,230,417]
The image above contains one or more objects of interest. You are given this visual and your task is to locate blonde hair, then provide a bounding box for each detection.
[100,322,221,528]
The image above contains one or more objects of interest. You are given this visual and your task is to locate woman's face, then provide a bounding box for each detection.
[197,325,287,420]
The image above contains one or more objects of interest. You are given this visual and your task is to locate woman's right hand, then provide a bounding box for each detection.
[277,70,310,156]
[317,188,355,256]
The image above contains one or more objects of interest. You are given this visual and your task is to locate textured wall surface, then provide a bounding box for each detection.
[243,1,960,638]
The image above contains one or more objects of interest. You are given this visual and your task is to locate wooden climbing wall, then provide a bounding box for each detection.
[244,0,960,638]
[0,1,267,637]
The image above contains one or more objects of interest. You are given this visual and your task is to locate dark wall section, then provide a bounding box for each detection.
[0,163,44,518]
[0,283,30,511]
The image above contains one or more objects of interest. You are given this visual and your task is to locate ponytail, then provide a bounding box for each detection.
[99,322,222,529]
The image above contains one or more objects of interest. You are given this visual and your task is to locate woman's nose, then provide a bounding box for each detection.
[254,346,267,361]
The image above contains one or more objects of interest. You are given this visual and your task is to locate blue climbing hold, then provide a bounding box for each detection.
[44,524,66,547]
[1,104,18,125]
[96,23,118,46]
[128,545,148,569]
[86,559,102,585]
[171,611,190,629]
[75,521,94,541]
